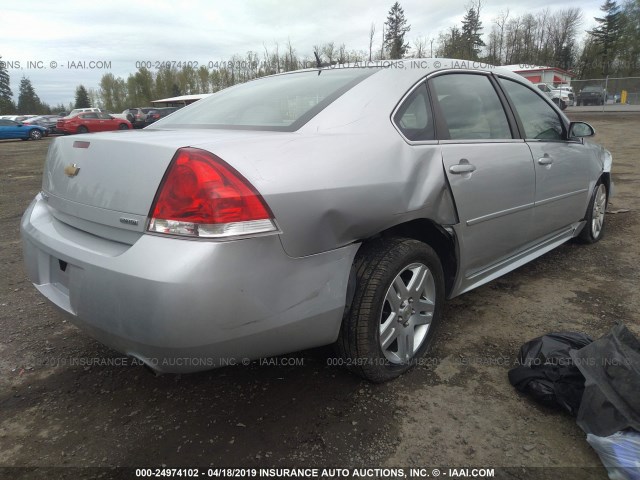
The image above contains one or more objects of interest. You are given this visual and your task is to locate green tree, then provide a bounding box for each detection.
[618,0,640,75]
[0,56,16,114]
[0,55,13,101]
[17,77,41,113]
[177,65,198,95]
[437,27,467,58]
[461,1,485,60]
[133,67,154,104]
[589,0,624,75]
[384,2,411,59]
[51,103,68,114]
[0,97,17,114]
[197,65,210,93]
[99,73,128,112]
[74,85,91,108]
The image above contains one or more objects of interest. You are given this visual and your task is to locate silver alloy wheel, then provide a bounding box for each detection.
[592,183,607,238]
[379,262,436,364]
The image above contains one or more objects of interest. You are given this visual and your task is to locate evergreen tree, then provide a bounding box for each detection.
[589,0,624,75]
[74,85,91,108]
[461,1,485,60]
[618,0,640,76]
[384,2,411,59]
[0,55,16,114]
[437,27,467,58]
[17,77,41,113]
[0,55,12,101]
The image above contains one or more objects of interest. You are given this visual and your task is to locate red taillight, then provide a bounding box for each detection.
[148,148,276,238]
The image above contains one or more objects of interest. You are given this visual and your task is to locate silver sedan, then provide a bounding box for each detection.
[21,59,612,382]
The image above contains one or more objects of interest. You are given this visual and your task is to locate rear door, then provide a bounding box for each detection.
[431,72,536,277]
[497,77,591,239]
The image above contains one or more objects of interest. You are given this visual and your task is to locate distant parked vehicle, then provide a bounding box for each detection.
[534,83,570,110]
[122,108,155,128]
[144,107,180,126]
[66,108,102,117]
[23,115,61,134]
[577,86,606,106]
[99,110,130,121]
[56,112,132,134]
[0,118,47,140]
[1,115,38,123]
[555,85,575,106]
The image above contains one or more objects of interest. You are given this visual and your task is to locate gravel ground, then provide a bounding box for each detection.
[0,114,638,480]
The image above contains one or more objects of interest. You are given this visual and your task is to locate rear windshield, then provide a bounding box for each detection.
[151,68,378,131]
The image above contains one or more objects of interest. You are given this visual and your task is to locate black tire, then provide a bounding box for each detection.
[77,125,89,134]
[577,180,608,244]
[118,123,129,130]
[335,237,445,383]
[29,129,43,140]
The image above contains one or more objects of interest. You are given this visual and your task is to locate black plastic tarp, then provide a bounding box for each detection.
[508,332,594,415]
[571,323,640,436]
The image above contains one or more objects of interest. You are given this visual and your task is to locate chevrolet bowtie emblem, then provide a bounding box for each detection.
[64,164,80,177]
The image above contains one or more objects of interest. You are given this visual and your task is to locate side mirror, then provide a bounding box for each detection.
[569,121,595,138]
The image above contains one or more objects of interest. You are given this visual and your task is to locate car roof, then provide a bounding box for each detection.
[284,59,527,133]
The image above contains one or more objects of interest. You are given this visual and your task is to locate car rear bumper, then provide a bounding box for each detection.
[21,194,358,373]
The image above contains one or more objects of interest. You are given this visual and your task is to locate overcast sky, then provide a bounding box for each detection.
[1,0,603,107]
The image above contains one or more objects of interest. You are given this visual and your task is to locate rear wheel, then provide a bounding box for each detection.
[118,123,129,130]
[577,181,607,244]
[336,237,444,383]
[77,125,88,134]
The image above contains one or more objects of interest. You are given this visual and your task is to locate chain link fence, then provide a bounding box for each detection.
[569,77,640,106]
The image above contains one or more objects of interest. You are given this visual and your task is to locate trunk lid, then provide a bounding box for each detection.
[41,129,278,244]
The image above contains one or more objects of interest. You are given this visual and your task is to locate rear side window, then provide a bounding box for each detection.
[499,78,564,140]
[393,83,434,141]
[432,73,512,140]
[153,68,378,132]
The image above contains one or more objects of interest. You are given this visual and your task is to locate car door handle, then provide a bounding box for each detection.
[449,163,477,174]
[538,155,553,165]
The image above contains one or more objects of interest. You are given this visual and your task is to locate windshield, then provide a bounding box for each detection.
[152,68,378,131]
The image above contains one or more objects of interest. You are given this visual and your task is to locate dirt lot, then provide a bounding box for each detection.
[0,115,638,479]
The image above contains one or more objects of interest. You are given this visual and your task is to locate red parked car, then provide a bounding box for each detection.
[57,112,132,134]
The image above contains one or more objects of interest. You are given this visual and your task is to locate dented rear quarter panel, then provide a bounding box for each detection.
[197,66,459,258]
